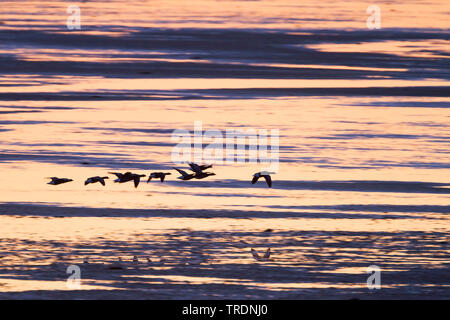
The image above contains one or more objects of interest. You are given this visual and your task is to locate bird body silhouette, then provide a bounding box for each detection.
[194,171,216,179]
[147,172,171,182]
[109,172,146,188]
[251,171,274,188]
[85,176,109,186]
[189,163,215,179]
[47,177,73,185]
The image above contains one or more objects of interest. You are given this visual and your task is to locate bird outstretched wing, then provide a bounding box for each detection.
[251,175,259,184]
[133,176,140,188]
[263,248,271,259]
[188,163,203,174]
[108,172,123,179]
[174,168,189,177]
[199,164,212,170]
[99,178,106,186]
[251,248,260,260]
[263,175,272,188]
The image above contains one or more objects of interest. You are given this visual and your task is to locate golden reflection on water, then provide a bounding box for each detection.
[1,81,449,212]
[1,0,448,30]
[2,76,450,93]
[0,0,448,297]
[306,40,450,60]
[0,214,447,294]
[0,216,448,242]
[0,278,121,292]
[123,274,372,290]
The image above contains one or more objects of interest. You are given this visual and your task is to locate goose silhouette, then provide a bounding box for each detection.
[189,163,215,179]
[251,171,274,188]
[109,172,146,188]
[85,176,109,186]
[147,172,171,183]
[47,177,73,185]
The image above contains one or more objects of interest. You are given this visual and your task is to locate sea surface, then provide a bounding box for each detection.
[0,0,448,299]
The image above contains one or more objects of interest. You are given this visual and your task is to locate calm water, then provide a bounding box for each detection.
[0,0,448,298]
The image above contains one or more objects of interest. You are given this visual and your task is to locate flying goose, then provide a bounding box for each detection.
[109,172,146,188]
[85,176,109,186]
[147,172,171,183]
[189,163,215,179]
[47,177,73,185]
[251,248,271,261]
[189,163,212,172]
[251,171,274,188]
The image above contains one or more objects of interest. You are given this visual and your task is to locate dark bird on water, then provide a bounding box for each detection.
[189,163,215,179]
[47,177,73,185]
[85,176,109,186]
[251,171,274,188]
[173,168,195,180]
[147,172,171,183]
[109,172,146,188]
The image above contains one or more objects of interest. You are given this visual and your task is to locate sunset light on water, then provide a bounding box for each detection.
[0,0,448,303]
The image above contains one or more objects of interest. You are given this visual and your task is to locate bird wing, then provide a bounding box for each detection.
[108,172,123,179]
[160,174,165,182]
[263,175,272,188]
[200,164,212,170]
[133,176,140,188]
[99,178,106,186]
[188,163,203,174]
[251,248,260,260]
[251,175,259,184]
[263,248,271,259]
[174,168,189,177]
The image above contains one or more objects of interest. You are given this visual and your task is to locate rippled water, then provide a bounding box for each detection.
[0,0,448,298]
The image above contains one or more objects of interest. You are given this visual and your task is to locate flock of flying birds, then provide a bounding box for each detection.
[48,162,273,264]
[46,163,274,188]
